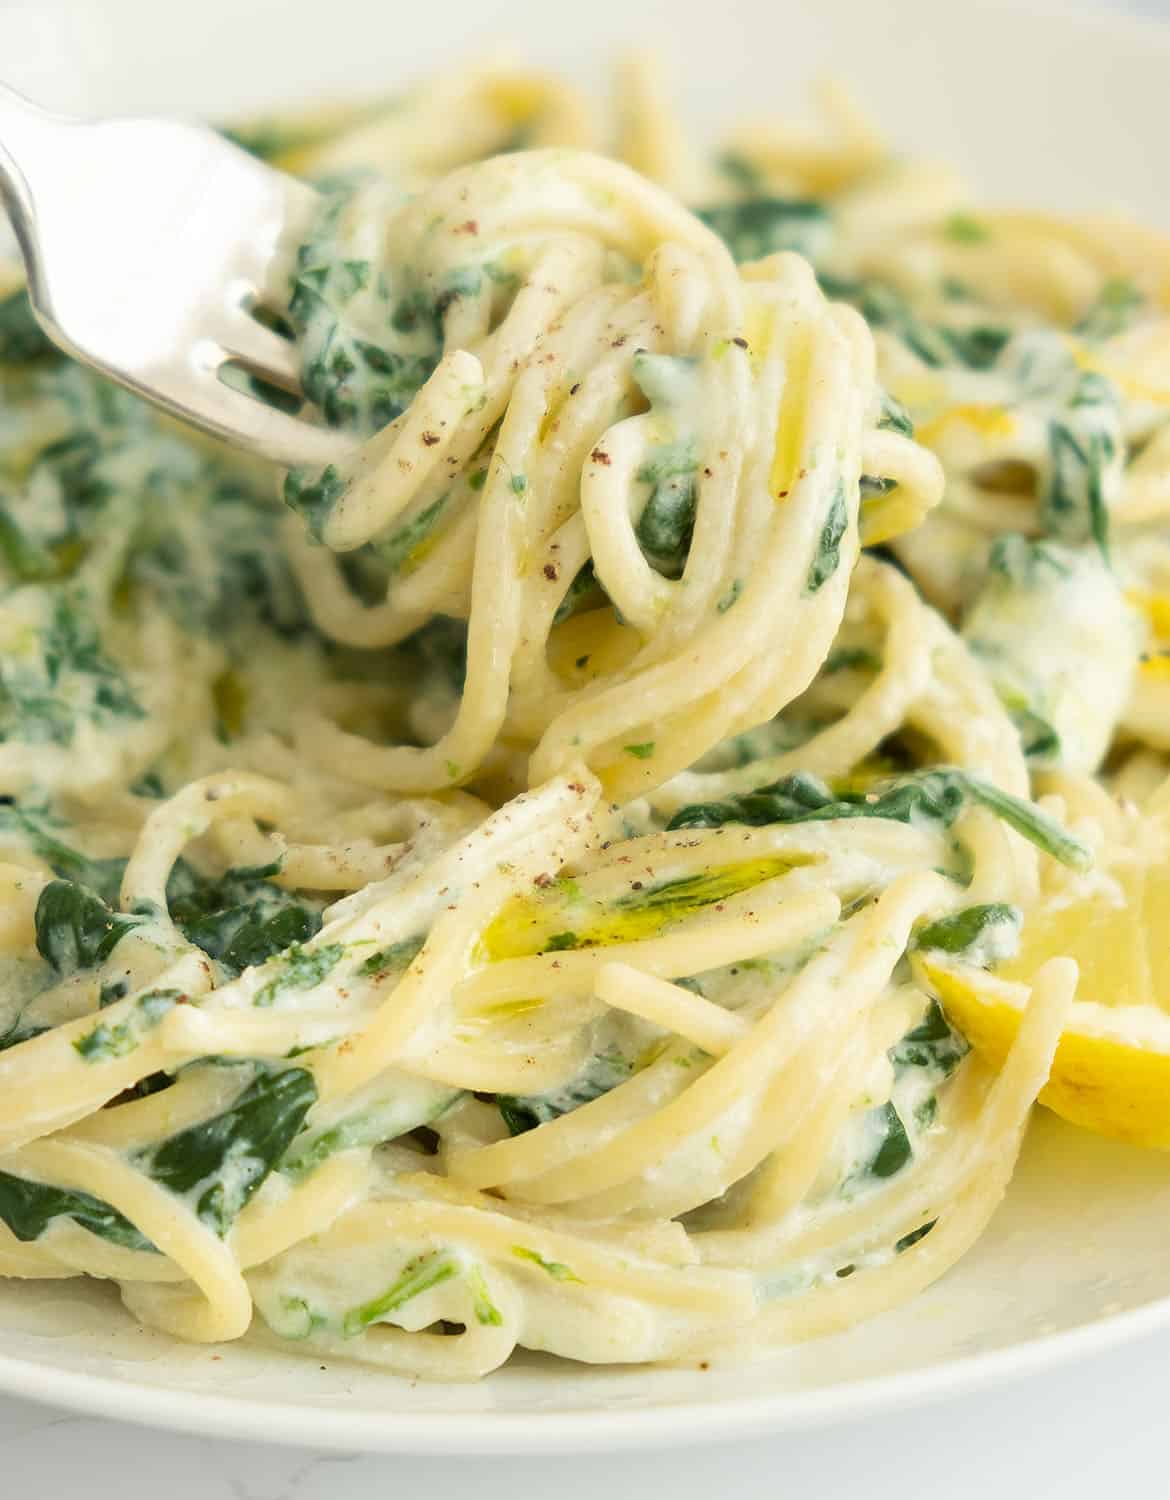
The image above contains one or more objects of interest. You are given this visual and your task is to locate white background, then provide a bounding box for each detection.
[2,0,1168,1492]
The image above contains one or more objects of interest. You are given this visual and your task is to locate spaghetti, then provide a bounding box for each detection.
[0,55,1166,1380]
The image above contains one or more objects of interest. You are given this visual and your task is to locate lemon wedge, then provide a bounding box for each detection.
[914,806,1170,1148]
[915,954,1170,1148]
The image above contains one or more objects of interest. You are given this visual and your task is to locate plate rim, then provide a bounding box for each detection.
[2,1287,1169,1453]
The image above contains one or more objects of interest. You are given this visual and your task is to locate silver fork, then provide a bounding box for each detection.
[0,82,348,470]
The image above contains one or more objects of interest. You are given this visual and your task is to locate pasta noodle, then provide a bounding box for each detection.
[0,52,1165,1381]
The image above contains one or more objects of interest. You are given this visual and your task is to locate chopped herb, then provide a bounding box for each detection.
[624,741,655,759]
[944,213,990,244]
[357,934,425,978]
[806,481,848,594]
[895,1219,938,1253]
[511,1245,582,1282]
[342,1251,459,1336]
[717,579,743,613]
[466,1265,504,1326]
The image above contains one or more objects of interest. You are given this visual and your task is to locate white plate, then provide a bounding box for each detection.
[2,0,1169,1453]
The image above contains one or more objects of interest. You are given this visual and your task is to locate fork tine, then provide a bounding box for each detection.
[218,306,304,389]
[164,354,355,469]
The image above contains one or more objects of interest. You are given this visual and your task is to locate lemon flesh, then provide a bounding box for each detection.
[915,814,1170,1149]
[917,954,1170,1149]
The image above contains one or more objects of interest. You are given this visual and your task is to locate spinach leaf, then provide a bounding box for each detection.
[878,391,914,438]
[498,1049,632,1135]
[695,198,831,263]
[665,767,1090,870]
[286,187,442,435]
[134,1066,317,1234]
[41,595,145,722]
[73,988,179,1062]
[396,614,468,695]
[0,594,144,749]
[860,1101,912,1180]
[0,289,57,365]
[0,1170,153,1251]
[0,801,125,906]
[254,942,344,1007]
[888,1000,969,1078]
[635,442,698,579]
[1010,705,1061,764]
[914,903,1020,964]
[35,880,140,975]
[281,1072,459,1179]
[0,1016,50,1052]
[283,463,346,542]
[1076,278,1143,342]
[0,509,58,582]
[553,560,604,625]
[822,276,1010,371]
[372,491,450,574]
[166,860,321,977]
[1043,375,1117,557]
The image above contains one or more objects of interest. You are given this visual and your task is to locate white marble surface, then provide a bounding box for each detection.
[4,0,1169,1492]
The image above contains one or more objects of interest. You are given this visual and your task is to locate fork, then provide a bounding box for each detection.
[0,81,349,469]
